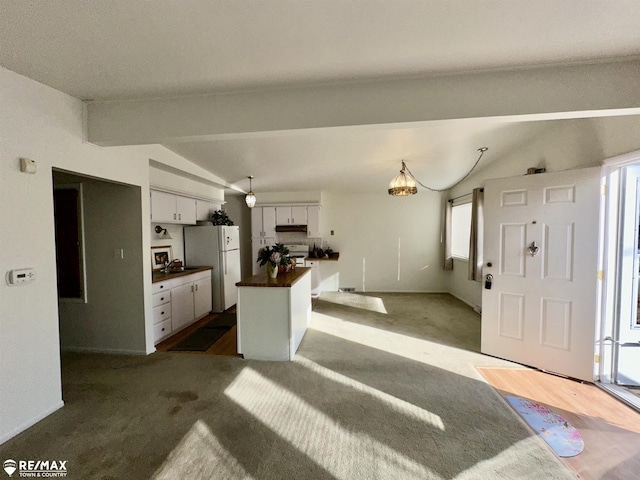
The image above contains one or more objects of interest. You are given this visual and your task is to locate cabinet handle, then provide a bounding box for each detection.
[195,284,198,291]
[191,285,194,292]
[159,285,164,289]
[162,327,165,331]
[161,311,164,315]
[179,213,182,220]
[160,297,164,301]
[173,213,176,220]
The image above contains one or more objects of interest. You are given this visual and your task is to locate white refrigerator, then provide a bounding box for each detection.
[184,225,241,313]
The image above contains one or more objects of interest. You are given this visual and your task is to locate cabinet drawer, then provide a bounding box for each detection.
[153,304,171,324]
[305,260,320,268]
[152,281,172,295]
[152,291,171,308]
[154,318,172,343]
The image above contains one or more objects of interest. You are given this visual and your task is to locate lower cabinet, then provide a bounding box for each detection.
[152,270,212,344]
[172,283,197,331]
[305,259,321,297]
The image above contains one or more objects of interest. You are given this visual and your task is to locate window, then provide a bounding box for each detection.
[451,202,472,259]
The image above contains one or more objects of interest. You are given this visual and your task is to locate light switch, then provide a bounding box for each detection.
[113,248,124,259]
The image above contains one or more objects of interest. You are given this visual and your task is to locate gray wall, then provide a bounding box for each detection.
[223,194,253,279]
[55,171,146,353]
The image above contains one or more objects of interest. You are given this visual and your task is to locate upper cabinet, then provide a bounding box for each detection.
[276,206,307,225]
[150,190,197,225]
[195,199,222,222]
[251,206,276,237]
[253,204,321,238]
[306,205,321,238]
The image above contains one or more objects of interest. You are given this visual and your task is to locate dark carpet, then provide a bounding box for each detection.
[168,313,236,352]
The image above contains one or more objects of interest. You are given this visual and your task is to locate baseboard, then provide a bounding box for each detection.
[0,400,64,445]
[447,291,481,314]
[61,346,149,356]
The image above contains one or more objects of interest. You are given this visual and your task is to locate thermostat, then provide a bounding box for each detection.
[7,268,36,286]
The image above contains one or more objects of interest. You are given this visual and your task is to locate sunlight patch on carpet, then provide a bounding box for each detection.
[224,367,443,480]
[295,355,444,431]
[152,420,253,480]
[320,292,388,314]
[308,312,476,376]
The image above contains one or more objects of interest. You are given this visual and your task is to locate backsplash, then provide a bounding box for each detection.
[150,224,185,263]
[275,232,321,246]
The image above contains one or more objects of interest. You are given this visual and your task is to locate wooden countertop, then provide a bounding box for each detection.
[237,267,311,288]
[306,252,339,261]
[152,266,212,283]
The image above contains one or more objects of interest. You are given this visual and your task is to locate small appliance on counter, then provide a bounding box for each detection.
[184,225,241,313]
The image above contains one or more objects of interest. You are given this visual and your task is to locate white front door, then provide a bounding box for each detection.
[615,165,640,385]
[482,167,602,381]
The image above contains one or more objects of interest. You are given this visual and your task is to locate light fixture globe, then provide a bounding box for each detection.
[245,176,256,208]
[388,161,417,196]
[245,191,256,208]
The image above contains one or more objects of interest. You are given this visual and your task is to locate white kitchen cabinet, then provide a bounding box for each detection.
[150,190,177,223]
[150,190,197,225]
[251,206,276,237]
[252,237,276,275]
[152,269,212,344]
[262,207,276,236]
[305,259,321,297]
[306,205,321,238]
[251,207,263,236]
[196,200,221,222]
[176,195,197,224]
[194,276,212,319]
[152,280,173,343]
[276,206,307,225]
[171,283,195,331]
[275,206,290,225]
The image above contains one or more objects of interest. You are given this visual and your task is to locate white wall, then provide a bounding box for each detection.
[446,116,640,307]
[320,191,447,292]
[0,66,221,444]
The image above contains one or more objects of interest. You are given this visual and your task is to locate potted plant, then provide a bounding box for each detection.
[210,209,234,226]
[257,243,291,278]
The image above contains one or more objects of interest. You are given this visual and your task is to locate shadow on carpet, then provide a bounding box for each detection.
[168,313,235,352]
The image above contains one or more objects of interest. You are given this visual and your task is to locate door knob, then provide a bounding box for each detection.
[528,241,539,257]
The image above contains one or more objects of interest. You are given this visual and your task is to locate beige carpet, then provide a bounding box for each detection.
[0,293,574,479]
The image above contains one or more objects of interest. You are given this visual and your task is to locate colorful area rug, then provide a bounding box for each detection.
[506,396,584,457]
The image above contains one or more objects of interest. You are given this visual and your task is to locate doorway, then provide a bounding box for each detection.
[52,169,147,355]
[599,156,640,411]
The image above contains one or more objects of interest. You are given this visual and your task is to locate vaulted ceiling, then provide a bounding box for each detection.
[2,1,640,193]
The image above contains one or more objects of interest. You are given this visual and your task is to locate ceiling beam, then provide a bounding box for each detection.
[87,60,640,146]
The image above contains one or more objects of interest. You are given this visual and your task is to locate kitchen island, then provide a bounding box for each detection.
[236,267,311,361]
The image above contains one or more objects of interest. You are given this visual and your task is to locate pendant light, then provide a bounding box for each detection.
[245,175,256,208]
[388,147,488,195]
[388,161,417,196]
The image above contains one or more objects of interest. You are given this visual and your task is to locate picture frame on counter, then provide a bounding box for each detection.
[151,245,173,271]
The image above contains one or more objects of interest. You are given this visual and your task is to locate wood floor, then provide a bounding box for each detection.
[479,367,640,480]
[155,310,240,356]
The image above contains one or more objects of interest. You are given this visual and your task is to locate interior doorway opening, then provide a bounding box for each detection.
[52,169,147,356]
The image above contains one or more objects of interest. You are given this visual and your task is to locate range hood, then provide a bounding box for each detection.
[275,224,308,233]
